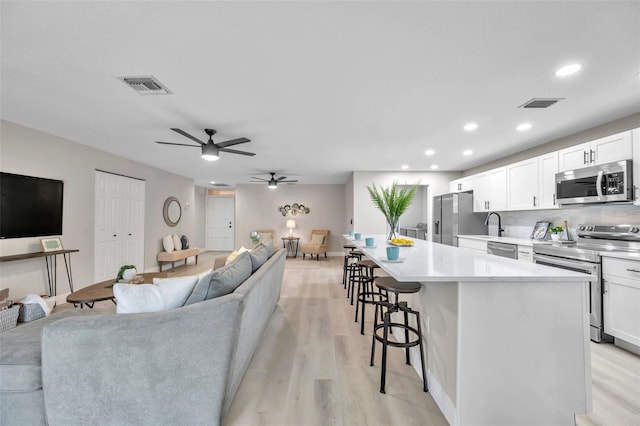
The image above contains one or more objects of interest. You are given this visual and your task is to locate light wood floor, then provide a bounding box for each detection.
[55,252,640,425]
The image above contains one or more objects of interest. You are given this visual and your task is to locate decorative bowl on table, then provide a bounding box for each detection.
[389,237,414,247]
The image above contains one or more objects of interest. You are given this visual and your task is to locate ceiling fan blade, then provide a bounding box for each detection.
[250,177,269,182]
[281,180,298,183]
[155,141,201,147]
[277,176,287,181]
[216,137,250,148]
[219,148,256,156]
[171,128,206,145]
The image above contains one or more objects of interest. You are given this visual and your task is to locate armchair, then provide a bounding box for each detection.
[301,229,330,260]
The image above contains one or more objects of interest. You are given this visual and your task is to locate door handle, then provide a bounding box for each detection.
[596,170,604,198]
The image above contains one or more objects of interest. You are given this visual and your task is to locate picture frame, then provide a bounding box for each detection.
[530,221,551,240]
[40,237,63,252]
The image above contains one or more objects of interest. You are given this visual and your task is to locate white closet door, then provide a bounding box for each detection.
[94,171,145,282]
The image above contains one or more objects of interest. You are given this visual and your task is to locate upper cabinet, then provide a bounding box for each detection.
[558,131,633,172]
[506,151,559,211]
[450,177,473,193]
[538,151,559,209]
[473,167,507,212]
[633,128,639,205]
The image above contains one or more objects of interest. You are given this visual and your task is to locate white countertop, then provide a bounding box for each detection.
[345,235,594,282]
[457,234,541,247]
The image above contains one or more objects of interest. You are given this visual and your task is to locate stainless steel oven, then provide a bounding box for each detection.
[533,251,605,342]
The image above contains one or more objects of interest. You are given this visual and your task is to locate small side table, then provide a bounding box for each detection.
[281,237,300,258]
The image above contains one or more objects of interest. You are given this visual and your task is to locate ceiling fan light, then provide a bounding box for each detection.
[268,182,277,189]
[202,142,219,161]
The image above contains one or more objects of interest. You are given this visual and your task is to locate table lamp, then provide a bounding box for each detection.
[286,220,296,237]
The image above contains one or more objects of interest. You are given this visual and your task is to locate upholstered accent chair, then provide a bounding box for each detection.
[301,229,330,260]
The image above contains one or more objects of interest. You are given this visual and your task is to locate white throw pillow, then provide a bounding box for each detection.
[225,246,249,265]
[114,276,198,313]
[162,235,174,253]
[172,234,182,251]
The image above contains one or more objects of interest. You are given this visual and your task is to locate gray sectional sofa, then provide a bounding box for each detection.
[0,246,286,425]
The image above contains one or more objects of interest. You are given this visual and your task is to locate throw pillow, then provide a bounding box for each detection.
[311,234,325,245]
[249,243,269,272]
[162,235,174,252]
[172,234,182,251]
[181,235,189,249]
[225,246,249,266]
[206,251,252,299]
[114,276,198,314]
[263,238,275,257]
[183,269,213,306]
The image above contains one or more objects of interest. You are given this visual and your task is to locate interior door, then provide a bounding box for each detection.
[206,196,235,251]
[94,172,121,282]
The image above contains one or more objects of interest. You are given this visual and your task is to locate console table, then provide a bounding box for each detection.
[0,249,79,296]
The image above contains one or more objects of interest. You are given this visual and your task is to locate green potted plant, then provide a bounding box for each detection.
[367,181,419,241]
[549,225,564,241]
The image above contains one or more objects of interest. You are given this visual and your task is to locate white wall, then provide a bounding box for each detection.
[0,120,199,299]
[352,171,460,239]
[234,184,345,253]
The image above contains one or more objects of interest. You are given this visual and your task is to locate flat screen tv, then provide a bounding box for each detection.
[0,172,64,239]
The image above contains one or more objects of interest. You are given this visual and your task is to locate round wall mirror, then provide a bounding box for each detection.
[163,197,182,227]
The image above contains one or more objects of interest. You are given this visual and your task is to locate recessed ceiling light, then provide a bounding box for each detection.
[516,123,532,131]
[401,164,409,170]
[463,150,473,156]
[555,63,582,77]
[430,164,439,170]
[464,122,478,131]
[425,149,435,156]
[210,181,216,184]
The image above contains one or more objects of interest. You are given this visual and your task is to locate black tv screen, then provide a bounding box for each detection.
[0,172,64,239]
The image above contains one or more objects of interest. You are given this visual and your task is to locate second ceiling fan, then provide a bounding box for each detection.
[251,172,298,189]
[156,128,255,161]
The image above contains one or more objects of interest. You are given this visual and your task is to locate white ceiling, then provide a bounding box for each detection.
[2,1,639,187]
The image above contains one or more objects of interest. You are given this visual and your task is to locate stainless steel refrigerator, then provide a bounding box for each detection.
[433,191,487,246]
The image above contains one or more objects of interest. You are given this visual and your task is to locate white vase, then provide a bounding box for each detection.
[122,268,137,281]
[551,234,560,241]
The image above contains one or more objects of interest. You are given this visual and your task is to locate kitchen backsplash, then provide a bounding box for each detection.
[489,203,640,240]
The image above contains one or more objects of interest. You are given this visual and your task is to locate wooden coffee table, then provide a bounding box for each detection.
[66,272,168,308]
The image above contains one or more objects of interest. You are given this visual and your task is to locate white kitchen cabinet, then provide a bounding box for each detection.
[473,167,507,212]
[633,128,639,204]
[603,257,640,347]
[558,130,633,171]
[507,158,538,210]
[457,237,487,253]
[538,151,559,209]
[517,245,533,262]
[450,177,473,193]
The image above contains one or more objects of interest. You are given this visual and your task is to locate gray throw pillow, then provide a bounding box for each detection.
[205,251,252,299]
[263,238,275,258]
[249,243,269,272]
[183,270,213,306]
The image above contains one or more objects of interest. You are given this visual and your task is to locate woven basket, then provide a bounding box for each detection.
[18,303,45,323]
[0,306,20,332]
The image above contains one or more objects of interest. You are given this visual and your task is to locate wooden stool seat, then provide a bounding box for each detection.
[357,259,379,269]
[374,277,420,294]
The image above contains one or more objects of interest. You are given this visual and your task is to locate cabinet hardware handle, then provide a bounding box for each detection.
[113,234,117,237]
[589,149,595,164]
[583,151,588,165]
[533,195,537,207]
[128,233,132,236]
[626,269,640,273]
[553,194,556,205]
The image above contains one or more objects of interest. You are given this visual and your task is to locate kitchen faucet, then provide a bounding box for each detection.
[484,212,504,237]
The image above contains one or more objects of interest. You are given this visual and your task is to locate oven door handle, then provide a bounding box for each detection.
[596,170,604,198]
[533,254,599,274]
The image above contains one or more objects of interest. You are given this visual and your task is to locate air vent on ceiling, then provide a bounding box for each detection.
[119,76,172,95]
[518,98,563,109]
[211,183,230,187]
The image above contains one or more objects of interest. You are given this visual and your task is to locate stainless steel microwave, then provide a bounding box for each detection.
[556,160,633,205]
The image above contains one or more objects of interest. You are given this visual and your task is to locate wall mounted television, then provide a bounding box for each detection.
[0,172,64,239]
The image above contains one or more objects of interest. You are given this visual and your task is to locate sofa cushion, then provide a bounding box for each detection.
[0,309,99,392]
[172,234,182,251]
[225,246,249,266]
[263,238,275,258]
[249,243,269,272]
[162,235,174,252]
[114,276,198,314]
[183,270,213,306]
[205,251,252,299]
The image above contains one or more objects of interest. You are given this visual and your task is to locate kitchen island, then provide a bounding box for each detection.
[349,235,594,426]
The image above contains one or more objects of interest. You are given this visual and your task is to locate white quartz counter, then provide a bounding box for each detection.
[457,234,540,247]
[348,235,594,282]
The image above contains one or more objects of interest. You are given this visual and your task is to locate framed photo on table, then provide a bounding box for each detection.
[530,221,551,240]
[40,237,63,252]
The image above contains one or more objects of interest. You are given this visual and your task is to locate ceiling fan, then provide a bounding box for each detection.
[251,172,298,189]
[156,128,255,161]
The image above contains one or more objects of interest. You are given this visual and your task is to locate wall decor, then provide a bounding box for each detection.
[163,196,181,227]
[40,237,63,252]
[278,203,310,216]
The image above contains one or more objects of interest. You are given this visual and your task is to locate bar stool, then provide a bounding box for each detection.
[342,245,359,288]
[370,277,427,394]
[354,260,387,335]
[345,250,363,296]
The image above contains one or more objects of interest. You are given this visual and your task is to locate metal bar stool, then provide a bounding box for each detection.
[354,260,387,335]
[370,277,427,394]
[342,245,359,288]
[345,251,363,299]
